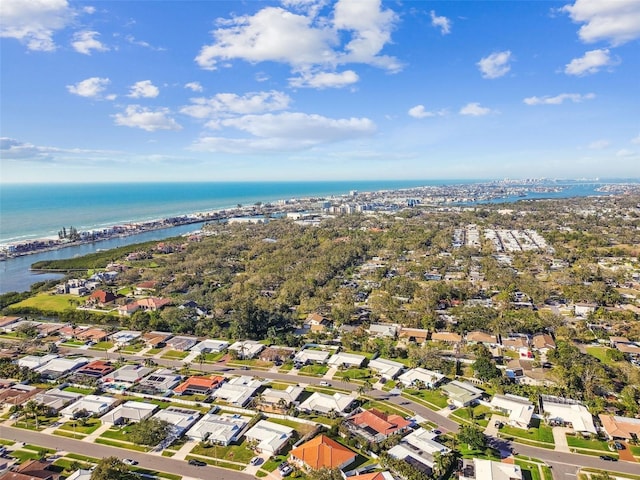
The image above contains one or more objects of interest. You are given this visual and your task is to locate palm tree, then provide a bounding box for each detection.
[197,351,207,367]
[23,400,41,429]
[277,398,288,412]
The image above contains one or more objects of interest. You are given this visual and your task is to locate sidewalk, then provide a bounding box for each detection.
[323,367,338,380]
[82,423,111,442]
[172,439,198,460]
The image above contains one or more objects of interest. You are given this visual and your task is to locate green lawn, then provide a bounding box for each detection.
[403,388,449,408]
[184,455,246,471]
[53,430,85,440]
[334,368,373,381]
[90,341,114,350]
[190,440,255,464]
[63,386,95,394]
[359,399,411,417]
[120,343,144,353]
[266,417,317,437]
[58,418,101,434]
[585,346,622,366]
[145,347,164,356]
[95,438,150,452]
[452,405,492,427]
[298,364,329,376]
[160,350,190,360]
[10,293,80,312]
[565,435,610,451]
[500,424,554,445]
[515,459,542,480]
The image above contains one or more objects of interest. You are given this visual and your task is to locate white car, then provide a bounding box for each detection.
[123,459,138,465]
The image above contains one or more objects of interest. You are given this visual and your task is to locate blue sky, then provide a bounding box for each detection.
[1,0,639,183]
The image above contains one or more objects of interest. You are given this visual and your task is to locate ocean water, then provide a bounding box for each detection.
[0,180,443,245]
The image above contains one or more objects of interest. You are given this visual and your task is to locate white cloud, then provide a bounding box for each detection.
[459,103,492,116]
[430,10,451,35]
[192,112,375,153]
[477,51,512,79]
[564,49,616,76]
[408,105,446,119]
[0,0,74,51]
[124,34,165,51]
[195,0,401,81]
[616,148,635,157]
[632,133,640,144]
[113,105,182,132]
[523,92,595,105]
[71,30,108,55]
[588,139,610,149]
[289,70,359,88]
[127,80,160,98]
[66,77,111,98]
[83,6,96,14]
[562,0,640,46]
[0,137,52,161]
[181,91,291,119]
[185,82,203,92]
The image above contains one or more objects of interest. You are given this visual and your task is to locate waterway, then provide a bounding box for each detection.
[0,222,204,294]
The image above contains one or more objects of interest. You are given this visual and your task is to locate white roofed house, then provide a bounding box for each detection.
[327,352,366,369]
[540,395,597,434]
[33,388,82,413]
[367,323,399,338]
[102,364,153,388]
[293,349,330,365]
[192,339,229,354]
[369,357,405,380]
[297,392,357,416]
[100,400,157,425]
[17,354,59,370]
[261,385,304,410]
[60,394,117,418]
[187,412,250,445]
[228,340,265,359]
[152,406,201,441]
[459,458,522,480]
[387,428,450,476]
[110,330,142,346]
[210,375,262,407]
[398,368,445,389]
[244,419,294,455]
[440,380,483,408]
[35,356,89,380]
[489,394,534,429]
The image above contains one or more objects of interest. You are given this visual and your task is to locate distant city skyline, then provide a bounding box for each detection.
[1,0,639,183]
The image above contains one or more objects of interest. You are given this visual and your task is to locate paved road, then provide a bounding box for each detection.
[0,425,252,480]
[60,348,640,478]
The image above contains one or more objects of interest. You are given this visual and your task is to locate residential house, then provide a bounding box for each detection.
[103,365,153,387]
[0,316,22,331]
[174,375,224,396]
[187,412,250,445]
[348,473,396,480]
[101,400,157,425]
[431,332,462,344]
[228,340,264,359]
[327,352,366,369]
[73,360,115,379]
[245,419,294,455]
[17,354,58,370]
[368,357,404,380]
[210,375,262,407]
[531,333,556,354]
[60,394,117,418]
[398,368,445,389]
[133,368,182,395]
[33,388,82,412]
[87,290,117,306]
[141,331,173,348]
[261,385,304,409]
[387,428,450,476]
[290,434,356,471]
[367,323,399,338]
[489,394,534,429]
[540,395,597,434]
[75,327,108,343]
[36,357,89,380]
[152,406,201,436]
[166,335,198,351]
[297,392,357,416]
[347,408,411,441]
[136,297,171,311]
[458,459,522,480]
[259,346,295,363]
[465,331,499,347]
[0,459,61,480]
[573,303,597,317]
[36,322,65,337]
[0,384,42,407]
[135,281,158,294]
[598,414,640,441]
[399,328,429,344]
[293,349,331,365]
[192,339,229,354]
[305,313,332,333]
[110,330,142,346]
[441,381,483,408]
[116,302,139,316]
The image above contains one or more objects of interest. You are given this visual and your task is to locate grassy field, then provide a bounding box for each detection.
[10,293,79,312]
[160,350,190,360]
[190,439,255,464]
[515,459,542,480]
[90,341,114,350]
[298,364,329,376]
[403,388,449,408]
[334,368,373,381]
[266,417,318,437]
[58,418,102,434]
[452,405,492,427]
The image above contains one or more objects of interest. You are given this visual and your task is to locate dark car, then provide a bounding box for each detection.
[613,441,625,450]
[188,459,207,466]
[599,455,617,461]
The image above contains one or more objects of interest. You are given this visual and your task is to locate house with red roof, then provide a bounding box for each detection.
[87,289,117,306]
[136,297,172,311]
[174,375,224,396]
[289,434,356,471]
[347,408,411,441]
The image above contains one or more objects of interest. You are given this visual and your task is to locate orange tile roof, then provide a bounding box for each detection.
[599,414,640,440]
[349,473,388,480]
[290,434,356,470]
[174,375,224,393]
[351,408,411,436]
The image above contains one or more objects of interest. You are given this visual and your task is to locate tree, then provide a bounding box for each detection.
[456,424,486,450]
[91,456,139,480]
[307,468,344,480]
[472,355,501,382]
[129,418,172,446]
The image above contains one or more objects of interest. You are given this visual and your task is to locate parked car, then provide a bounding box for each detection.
[494,421,503,429]
[613,441,625,450]
[448,404,456,410]
[123,459,138,466]
[599,455,617,461]
[319,381,330,387]
[250,457,262,466]
[188,459,207,466]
